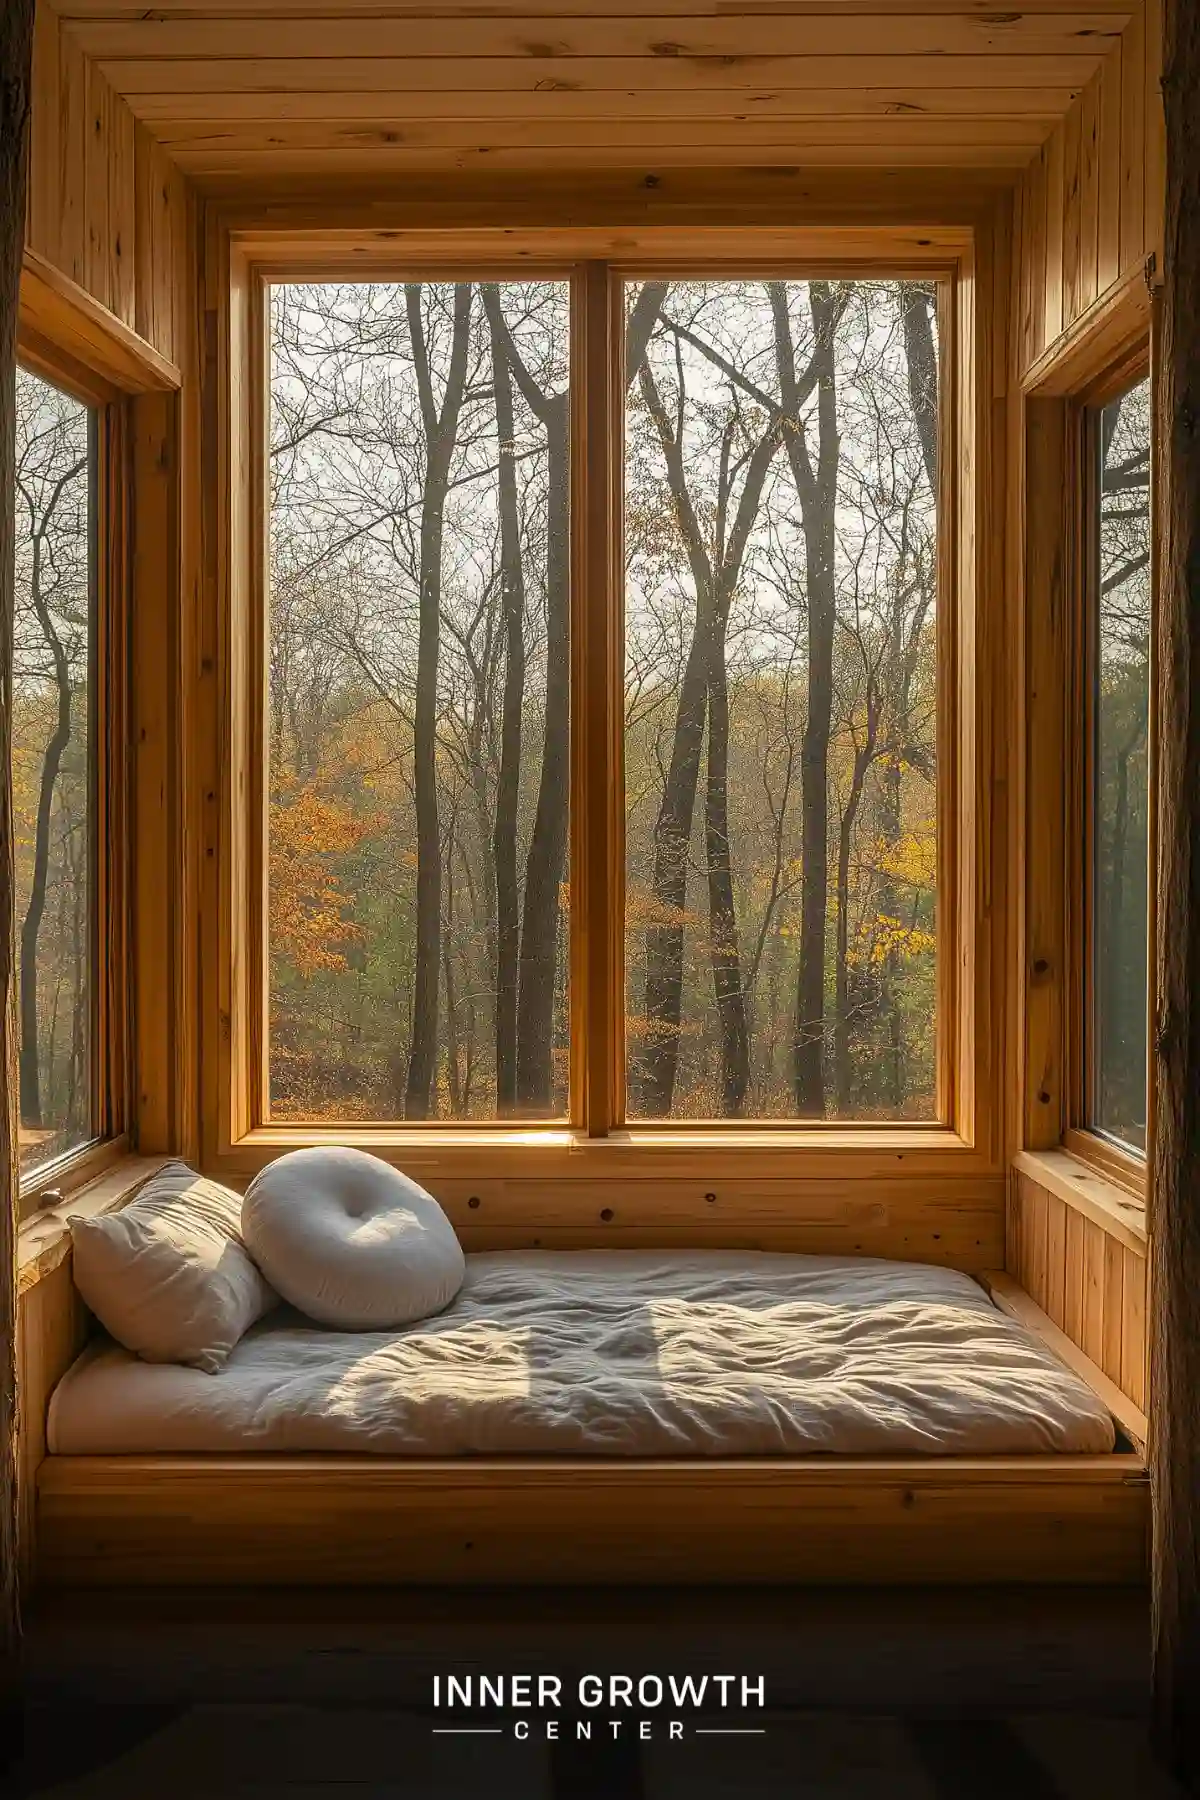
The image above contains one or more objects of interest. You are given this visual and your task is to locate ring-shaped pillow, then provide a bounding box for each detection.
[242,1147,465,1329]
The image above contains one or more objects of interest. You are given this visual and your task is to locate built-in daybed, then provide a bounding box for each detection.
[34,1246,1150,1588]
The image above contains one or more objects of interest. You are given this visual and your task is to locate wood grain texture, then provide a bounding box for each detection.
[1,0,36,1719]
[1148,16,1200,1696]
[44,3,1129,183]
[68,16,1131,61]
[1023,397,1068,1150]
[26,4,190,367]
[980,1268,1147,1451]
[16,1264,87,1592]
[1014,7,1162,388]
[1014,1146,1146,1252]
[48,1,1145,14]
[1010,1170,1147,1408]
[19,246,180,392]
[36,1452,1149,1588]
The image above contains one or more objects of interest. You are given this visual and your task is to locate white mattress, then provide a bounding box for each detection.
[48,1250,1117,1458]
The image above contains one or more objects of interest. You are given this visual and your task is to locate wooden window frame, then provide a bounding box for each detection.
[12,343,129,1217]
[1065,347,1154,1196]
[1021,266,1154,1206]
[14,253,184,1218]
[204,221,1002,1188]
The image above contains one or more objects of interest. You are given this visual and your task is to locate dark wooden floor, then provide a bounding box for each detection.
[12,1586,1180,1798]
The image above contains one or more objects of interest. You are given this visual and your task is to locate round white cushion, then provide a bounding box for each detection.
[242,1147,465,1329]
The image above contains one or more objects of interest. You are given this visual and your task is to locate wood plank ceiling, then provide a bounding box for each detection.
[51,1,1135,185]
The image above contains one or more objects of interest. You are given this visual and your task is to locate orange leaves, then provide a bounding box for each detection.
[269,776,377,978]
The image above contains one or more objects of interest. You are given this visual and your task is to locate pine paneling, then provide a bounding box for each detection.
[26,2,189,367]
[16,1263,87,1589]
[1012,1172,1148,1410]
[1006,7,1159,1415]
[1014,4,1162,384]
[40,3,1134,183]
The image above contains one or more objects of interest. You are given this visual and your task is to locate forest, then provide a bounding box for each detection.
[12,365,92,1177]
[3,286,1151,1161]
[1092,374,1152,1153]
[267,275,942,1124]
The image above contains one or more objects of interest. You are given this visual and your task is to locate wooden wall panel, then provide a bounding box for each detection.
[1006,15,1158,1423]
[1012,1173,1148,1409]
[16,1263,87,1589]
[42,2,1131,183]
[26,0,189,367]
[1014,5,1163,386]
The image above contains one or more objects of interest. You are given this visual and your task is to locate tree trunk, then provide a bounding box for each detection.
[901,284,939,494]
[834,734,875,1113]
[515,392,569,1113]
[1153,2,1200,1782]
[878,282,941,1109]
[482,286,525,1116]
[403,283,471,1120]
[637,367,714,1116]
[507,283,666,1114]
[773,281,841,1118]
[704,581,749,1116]
[0,0,36,1722]
[19,535,73,1130]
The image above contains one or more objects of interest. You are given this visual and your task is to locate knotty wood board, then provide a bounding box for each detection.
[1010,1170,1147,1409]
[36,1452,1149,1587]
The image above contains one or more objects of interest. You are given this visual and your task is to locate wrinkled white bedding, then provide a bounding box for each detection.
[48,1250,1116,1457]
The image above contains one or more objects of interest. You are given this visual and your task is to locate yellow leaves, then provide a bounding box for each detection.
[269,775,379,978]
[846,912,936,970]
[873,826,937,892]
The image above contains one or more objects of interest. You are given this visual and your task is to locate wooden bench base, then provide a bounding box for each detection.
[37,1453,1149,1587]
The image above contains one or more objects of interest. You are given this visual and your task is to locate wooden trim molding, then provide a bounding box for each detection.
[20,248,181,396]
[1016,257,1153,1183]
[1061,1126,1148,1202]
[16,1155,170,1296]
[199,210,1005,1214]
[1022,263,1152,400]
[1014,1148,1147,1256]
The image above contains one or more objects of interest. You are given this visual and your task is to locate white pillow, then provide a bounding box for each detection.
[242,1147,465,1329]
[70,1161,278,1373]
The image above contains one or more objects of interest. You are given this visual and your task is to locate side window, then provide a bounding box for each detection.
[1088,374,1152,1154]
[13,365,96,1181]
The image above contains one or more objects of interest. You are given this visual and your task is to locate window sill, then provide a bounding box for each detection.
[1013,1147,1147,1257]
[16,1154,171,1296]
[226,1123,986,1181]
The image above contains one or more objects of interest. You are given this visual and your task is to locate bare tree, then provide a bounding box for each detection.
[771,279,848,1117]
[403,282,472,1118]
[13,381,88,1135]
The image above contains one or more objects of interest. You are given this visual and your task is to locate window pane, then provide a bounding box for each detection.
[268,281,571,1121]
[1091,376,1152,1153]
[13,367,94,1177]
[624,279,940,1121]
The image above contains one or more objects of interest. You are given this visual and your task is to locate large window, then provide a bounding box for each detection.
[624,279,939,1122]
[1086,374,1152,1155]
[268,281,571,1122]
[259,263,952,1133]
[13,366,96,1179]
